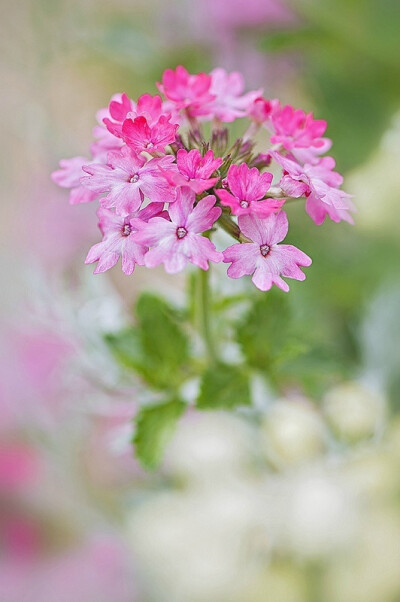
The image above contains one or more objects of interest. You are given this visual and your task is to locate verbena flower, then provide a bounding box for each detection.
[223,212,312,292]
[52,65,353,292]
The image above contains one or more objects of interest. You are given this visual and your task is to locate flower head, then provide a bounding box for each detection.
[223,211,312,292]
[215,163,283,216]
[163,149,222,194]
[133,188,223,273]
[157,66,215,116]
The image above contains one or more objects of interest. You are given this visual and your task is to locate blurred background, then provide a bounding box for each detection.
[1,0,400,600]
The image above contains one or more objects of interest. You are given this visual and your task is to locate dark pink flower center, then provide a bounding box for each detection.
[122,224,132,237]
[129,174,139,183]
[176,226,187,239]
[260,244,270,257]
[240,200,249,208]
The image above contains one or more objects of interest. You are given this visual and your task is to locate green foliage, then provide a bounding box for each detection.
[197,363,251,410]
[133,398,186,470]
[105,293,190,390]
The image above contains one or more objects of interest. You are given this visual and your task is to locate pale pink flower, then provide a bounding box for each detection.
[205,68,263,122]
[85,203,165,275]
[215,162,284,216]
[270,105,332,163]
[157,66,215,116]
[121,115,178,154]
[91,106,124,161]
[133,188,223,273]
[272,152,355,225]
[163,149,222,193]
[223,211,311,292]
[82,146,176,216]
[51,157,97,205]
[248,96,280,124]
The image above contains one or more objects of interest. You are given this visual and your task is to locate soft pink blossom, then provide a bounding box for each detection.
[223,211,311,292]
[133,188,223,273]
[270,105,332,163]
[205,68,262,122]
[215,162,284,216]
[163,149,222,193]
[85,203,165,275]
[82,146,176,216]
[272,152,355,225]
[157,66,215,116]
[51,157,97,205]
[121,115,178,154]
[248,97,280,124]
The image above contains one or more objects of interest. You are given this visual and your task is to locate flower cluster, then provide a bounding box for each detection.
[52,66,354,292]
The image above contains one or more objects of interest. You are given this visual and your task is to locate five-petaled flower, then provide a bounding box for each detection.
[215,163,284,217]
[163,149,223,194]
[132,188,223,273]
[223,212,312,292]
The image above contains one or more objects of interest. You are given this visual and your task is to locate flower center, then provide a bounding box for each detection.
[122,223,132,237]
[146,142,154,149]
[129,174,139,183]
[240,200,249,208]
[176,226,187,239]
[260,244,270,257]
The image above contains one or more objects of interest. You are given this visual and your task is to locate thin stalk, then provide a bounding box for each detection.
[217,212,251,242]
[195,267,217,363]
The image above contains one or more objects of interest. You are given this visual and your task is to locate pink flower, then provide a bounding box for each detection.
[248,97,280,124]
[223,211,312,292]
[272,152,355,225]
[133,188,223,273]
[215,163,284,216]
[121,115,178,155]
[85,203,165,275]
[205,68,263,122]
[163,149,222,194]
[270,105,332,163]
[82,146,176,216]
[101,92,136,138]
[157,66,215,116]
[103,93,166,138]
[51,157,97,205]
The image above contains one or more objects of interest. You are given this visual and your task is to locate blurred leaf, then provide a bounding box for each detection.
[197,363,251,409]
[105,293,190,390]
[134,398,186,470]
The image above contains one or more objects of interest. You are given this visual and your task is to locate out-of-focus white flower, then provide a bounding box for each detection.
[165,411,255,484]
[260,397,326,468]
[127,485,261,602]
[324,381,385,443]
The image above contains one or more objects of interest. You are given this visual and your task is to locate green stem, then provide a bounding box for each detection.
[195,267,217,363]
[217,212,251,242]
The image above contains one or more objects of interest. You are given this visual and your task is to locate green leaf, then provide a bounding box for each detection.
[236,291,301,371]
[134,398,186,470]
[135,293,190,389]
[197,363,251,410]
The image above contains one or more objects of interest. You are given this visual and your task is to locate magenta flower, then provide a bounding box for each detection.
[270,105,332,163]
[215,163,284,216]
[132,188,223,273]
[272,152,355,225]
[163,149,222,194]
[206,68,262,122]
[103,93,166,138]
[121,115,178,155]
[85,203,165,275]
[157,66,215,116]
[224,211,312,292]
[51,157,97,205]
[82,146,176,216]
[248,96,280,124]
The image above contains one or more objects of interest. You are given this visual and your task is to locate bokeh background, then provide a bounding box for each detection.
[1,1,400,600]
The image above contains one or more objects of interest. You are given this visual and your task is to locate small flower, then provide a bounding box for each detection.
[223,211,312,292]
[272,152,355,225]
[121,115,178,155]
[248,96,280,124]
[163,149,222,194]
[270,105,332,163]
[103,93,167,138]
[85,203,165,275]
[215,163,284,216]
[51,156,97,205]
[81,146,176,216]
[133,188,223,273]
[157,66,215,116]
[206,68,262,122]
